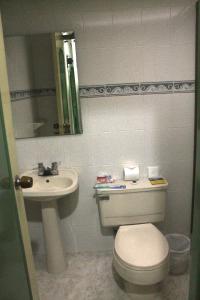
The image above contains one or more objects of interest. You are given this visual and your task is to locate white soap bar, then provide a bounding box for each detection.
[147,166,160,179]
[123,166,139,181]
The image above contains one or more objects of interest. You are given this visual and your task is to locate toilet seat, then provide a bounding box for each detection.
[115,223,169,269]
[113,223,169,285]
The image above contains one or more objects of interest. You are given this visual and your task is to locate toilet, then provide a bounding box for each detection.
[96,179,169,288]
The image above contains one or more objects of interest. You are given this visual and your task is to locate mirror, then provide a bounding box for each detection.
[5,32,83,139]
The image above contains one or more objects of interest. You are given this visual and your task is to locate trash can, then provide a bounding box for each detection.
[166,233,190,275]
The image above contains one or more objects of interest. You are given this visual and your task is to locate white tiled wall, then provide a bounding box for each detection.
[0,0,196,254]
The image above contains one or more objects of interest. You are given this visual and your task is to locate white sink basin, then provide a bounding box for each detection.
[21,168,78,274]
[22,169,78,201]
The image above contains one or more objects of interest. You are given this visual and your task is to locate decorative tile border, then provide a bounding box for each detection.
[173,80,195,93]
[10,88,56,102]
[79,85,106,98]
[105,83,140,96]
[139,81,173,94]
[10,80,195,101]
[80,80,195,98]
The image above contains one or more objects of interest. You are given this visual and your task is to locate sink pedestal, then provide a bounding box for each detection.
[41,200,66,273]
[22,169,78,273]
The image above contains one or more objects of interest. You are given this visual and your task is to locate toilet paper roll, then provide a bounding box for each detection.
[123,166,140,181]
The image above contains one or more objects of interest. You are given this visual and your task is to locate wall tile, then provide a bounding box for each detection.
[111,0,171,11]
[16,138,39,171]
[168,126,194,162]
[82,12,112,49]
[82,98,114,135]
[152,46,173,81]
[111,0,141,11]
[170,5,196,45]
[165,189,192,235]
[111,96,145,132]
[144,94,171,129]
[169,93,195,128]
[140,0,172,7]
[1,1,27,35]
[22,1,56,34]
[36,136,70,167]
[70,198,99,228]
[111,46,144,83]
[142,45,175,81]
[77,0,112,12]
[77,48,113,85]
[90,132,118,166]
[160,159,194,192]
[170,44,195,80]
[117,130,145,165]
[142,7,171,46]
[112,9,143,47]
[68,135,94,167]
[72,224,113,252]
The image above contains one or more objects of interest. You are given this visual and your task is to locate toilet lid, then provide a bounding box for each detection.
[115,224,169,269]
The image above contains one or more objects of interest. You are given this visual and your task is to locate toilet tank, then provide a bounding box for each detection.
[96,180,168,227]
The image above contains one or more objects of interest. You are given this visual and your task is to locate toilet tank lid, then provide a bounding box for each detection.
[115,224,169,269]
[96,179,168,195]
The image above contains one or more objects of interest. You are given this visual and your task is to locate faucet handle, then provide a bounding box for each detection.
[38,162,45,176]
[51,161,58,168]
[51,161,59,175]
[52,161,61,167]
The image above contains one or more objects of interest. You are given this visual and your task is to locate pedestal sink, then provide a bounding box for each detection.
[22,169,78,273]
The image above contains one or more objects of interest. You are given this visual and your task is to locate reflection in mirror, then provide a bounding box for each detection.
[5,32,82,139]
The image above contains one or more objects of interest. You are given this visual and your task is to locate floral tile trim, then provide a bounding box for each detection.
[10,81,195,101]
[11,88,56,101]
[139,81,173,94]
[79,85,106,98]
[79,80,195,98]
[105,83,140,96]
[173,81,195,93]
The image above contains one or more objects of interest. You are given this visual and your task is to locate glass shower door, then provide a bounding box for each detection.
[0,97,33,299]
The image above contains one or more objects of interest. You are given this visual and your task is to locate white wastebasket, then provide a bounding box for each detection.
[166,234,190,275]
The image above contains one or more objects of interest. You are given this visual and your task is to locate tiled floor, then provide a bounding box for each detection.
[35,252,189,300]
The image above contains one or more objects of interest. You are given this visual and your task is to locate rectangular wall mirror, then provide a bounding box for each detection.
[5,32,83,139]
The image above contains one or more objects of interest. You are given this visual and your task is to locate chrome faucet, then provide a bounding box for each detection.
[37,162,59,176]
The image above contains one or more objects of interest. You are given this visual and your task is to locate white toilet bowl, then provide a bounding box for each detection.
[113,223,169,285]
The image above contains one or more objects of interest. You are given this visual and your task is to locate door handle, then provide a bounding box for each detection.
[15,175,33,189]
